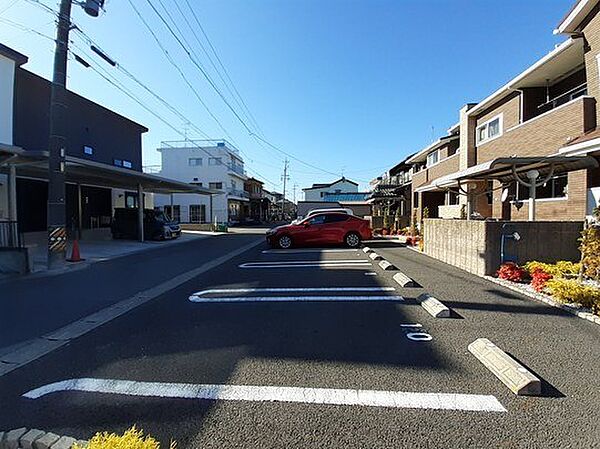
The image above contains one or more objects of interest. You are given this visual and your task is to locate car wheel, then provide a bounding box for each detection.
[278,235,292,249]
[345,232,361,248]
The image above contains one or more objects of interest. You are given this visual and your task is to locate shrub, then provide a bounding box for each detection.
[497,262,527,282]
[74,427,175,449]
[523,260,581,278]
[531,270,553,292]
[546,278,600,312]
[580,226,600,281]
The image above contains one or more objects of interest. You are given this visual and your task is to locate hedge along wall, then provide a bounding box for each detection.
[422,219,583,276]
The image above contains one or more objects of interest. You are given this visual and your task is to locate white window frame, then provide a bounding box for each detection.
[476,113,503,145]
[188,157,202,166]
[426,149,439,168]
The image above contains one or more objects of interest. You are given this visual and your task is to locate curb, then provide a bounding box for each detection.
[378,260,396,271]
[392,272,415,287]
[362,247,373,254]
[484,276,600,327]
[468,338,541,396]
[0,238,264,377]
[0,428,86,449]
[369,252,383,261]
[416,293,450,318]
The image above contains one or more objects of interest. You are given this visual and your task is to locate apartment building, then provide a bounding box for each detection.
[409,0,600,226]
[244,177,269,222]
[153,140,249,224]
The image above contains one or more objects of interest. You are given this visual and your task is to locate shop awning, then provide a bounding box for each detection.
[416,155,597,192]
[0,147,221,195]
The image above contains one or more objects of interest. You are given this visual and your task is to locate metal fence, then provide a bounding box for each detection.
[0,220,22,248]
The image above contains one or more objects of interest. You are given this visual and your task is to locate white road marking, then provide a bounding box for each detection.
[239,260,371,269]
[189,287,395,300]
[262,249,359,254]
[189,295,405,303]
[23,378,507,412]
[364,272,378,276]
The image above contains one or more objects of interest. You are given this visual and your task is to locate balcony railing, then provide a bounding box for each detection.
[227,163,247,177]
[160,139,241,155]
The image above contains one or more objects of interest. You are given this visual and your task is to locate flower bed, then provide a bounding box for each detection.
[495,260,600,317]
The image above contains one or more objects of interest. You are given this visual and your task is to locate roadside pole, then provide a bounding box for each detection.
[46,0,105,269]
[46,0,73,269]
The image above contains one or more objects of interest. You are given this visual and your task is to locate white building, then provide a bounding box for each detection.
[152,140,249,224]
[302,177,359,201]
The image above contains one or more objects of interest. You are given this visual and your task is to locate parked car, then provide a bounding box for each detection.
[266,212,371,248]
[111,208,181,240]
[292,207,353,224]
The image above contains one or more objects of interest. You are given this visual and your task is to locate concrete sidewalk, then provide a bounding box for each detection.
[0,232,264,357]
[22,228,223,274]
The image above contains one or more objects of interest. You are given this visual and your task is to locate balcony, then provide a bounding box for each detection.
[477,96,596,164]
[227,163,247,179]
[412,154,460,189]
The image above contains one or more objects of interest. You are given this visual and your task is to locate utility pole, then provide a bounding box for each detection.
[47,0,104,269]
[281,159,289,219]
[292,183,297,204]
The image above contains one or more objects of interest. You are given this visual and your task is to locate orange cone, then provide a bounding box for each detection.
[66,239,85,262]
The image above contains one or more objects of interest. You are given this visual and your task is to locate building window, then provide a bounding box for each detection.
[188,158,203,166]
[487,181,494,205]
[320,192,324,198]
[476,114,503,144]
[125,192,137,208]
[189,204,206,223]
[83,146,93,155]
[516,174,568,200]
[113,159,123,167]
[122,160,132,169]
[413,192,419,208]
[209,157,222,166]
[164,205,181,222]
[231,180,237,190]
[426,150,439,167]
[209,182,223,190]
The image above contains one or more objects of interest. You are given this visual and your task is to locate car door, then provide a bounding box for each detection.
[322,214,350,244]
[298,214,327,245]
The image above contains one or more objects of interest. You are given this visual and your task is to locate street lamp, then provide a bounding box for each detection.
[47,0,105,269]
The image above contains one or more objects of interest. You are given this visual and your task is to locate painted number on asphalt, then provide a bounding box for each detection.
[400,323,433,342]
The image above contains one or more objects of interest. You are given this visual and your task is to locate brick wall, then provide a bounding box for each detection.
[475,92,521,130]
[427,154,460,180]
[582,3,600,125]
[477,96,595,163]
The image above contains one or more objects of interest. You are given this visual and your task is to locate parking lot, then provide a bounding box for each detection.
[0,239,599,448]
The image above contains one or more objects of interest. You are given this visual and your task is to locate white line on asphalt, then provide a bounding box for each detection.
[243,260,366,265]
[189,295,405,303]
[23,378,507,412]
[262,249,359,254]
[239,260,372,269]
[364,272,378,276]
[189,287,395,300]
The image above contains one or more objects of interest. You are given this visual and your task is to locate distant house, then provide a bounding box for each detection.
[302,177,358,201]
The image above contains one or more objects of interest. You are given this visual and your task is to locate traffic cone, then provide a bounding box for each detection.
[66,239,85,262]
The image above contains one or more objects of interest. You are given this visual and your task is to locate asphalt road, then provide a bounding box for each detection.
[0,238,598,449]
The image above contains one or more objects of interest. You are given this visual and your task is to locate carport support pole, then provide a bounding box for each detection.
[8,164,17,222]
[170,193,174,220]
[526,170,539,222]
[137,183,144,242]
[209,194,213,224]
[77,183,82,239]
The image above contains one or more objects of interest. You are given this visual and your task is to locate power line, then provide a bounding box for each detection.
[180,0,265,137]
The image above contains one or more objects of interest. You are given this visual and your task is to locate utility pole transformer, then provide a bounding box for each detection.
[47,0,104,269]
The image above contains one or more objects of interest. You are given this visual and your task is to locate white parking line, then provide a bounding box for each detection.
[190,287,395,300]
[364,272,378,276]
[23,378,507,412]
[189,295,404,303]
[239,260,371,269]
[262,249,359,254]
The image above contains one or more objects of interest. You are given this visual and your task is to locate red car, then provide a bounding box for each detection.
[266,212,372,249]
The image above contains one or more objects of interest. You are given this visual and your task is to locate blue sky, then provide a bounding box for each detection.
[0,0,574,197]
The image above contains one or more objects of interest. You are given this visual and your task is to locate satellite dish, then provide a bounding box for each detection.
[501,188,509,203]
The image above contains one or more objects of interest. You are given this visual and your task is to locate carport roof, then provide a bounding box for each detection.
[0,147,221,195]
[415,155,598,192]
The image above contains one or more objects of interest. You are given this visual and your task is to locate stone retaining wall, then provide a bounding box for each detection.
[0,428,87,449]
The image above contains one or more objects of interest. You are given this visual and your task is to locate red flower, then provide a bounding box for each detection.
[497,262,527,282]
